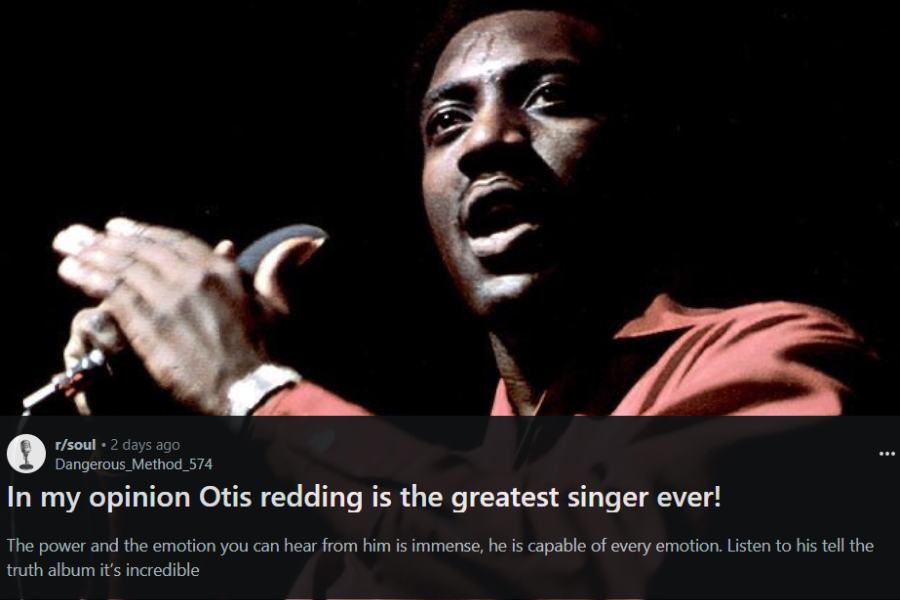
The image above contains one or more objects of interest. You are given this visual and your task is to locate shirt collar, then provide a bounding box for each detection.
[491,293,702,416]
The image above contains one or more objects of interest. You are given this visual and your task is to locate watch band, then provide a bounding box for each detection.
[227,364,302,417]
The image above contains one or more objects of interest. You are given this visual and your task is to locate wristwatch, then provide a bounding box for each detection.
[227,363,302,418]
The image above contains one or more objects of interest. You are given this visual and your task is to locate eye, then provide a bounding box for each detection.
[424,105,471,143]
[525,81,571,110]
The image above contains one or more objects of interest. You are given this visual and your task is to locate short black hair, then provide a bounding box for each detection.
[406,0,639,124]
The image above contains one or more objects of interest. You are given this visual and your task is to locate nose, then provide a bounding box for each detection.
[458,101,530,180]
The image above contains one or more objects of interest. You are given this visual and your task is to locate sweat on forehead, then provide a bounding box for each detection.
[429,10,604,86]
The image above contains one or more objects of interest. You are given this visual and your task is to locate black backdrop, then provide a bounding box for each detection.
[6,2,899,415]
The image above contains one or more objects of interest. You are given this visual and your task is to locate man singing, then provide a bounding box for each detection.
[44,2,889,597]
[53,2,876,420]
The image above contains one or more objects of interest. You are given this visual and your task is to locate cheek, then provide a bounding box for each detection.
[421,166,459,265]
[422,158,460,239]
[532,119,605,180]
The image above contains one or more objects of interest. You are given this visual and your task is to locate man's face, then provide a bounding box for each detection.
[421,10,609,321]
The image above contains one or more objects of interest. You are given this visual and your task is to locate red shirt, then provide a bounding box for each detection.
[248,294,879,598]
[258,294,875,417]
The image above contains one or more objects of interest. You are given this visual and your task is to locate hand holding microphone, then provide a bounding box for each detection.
[45,219,327,416]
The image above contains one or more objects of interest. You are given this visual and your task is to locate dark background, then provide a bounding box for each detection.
[6,2,899,415]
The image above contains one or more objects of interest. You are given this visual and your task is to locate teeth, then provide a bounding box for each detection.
[469,223,537,258]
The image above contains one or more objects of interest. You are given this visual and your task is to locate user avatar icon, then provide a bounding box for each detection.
[8,434,46,473]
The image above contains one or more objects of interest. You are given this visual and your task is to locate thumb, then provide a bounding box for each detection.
[214,239,237,259]
[253,236,327,315]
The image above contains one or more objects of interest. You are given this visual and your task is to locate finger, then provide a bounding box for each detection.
[214,240,237,259]
[79,241,247,347]
[106,217,211,260]
[56,225,174,290]
[53,224,102,257]
[72,392,92,416]
[254,236,327,315]
[64,305,122,417]
[64,331,89,370]
[60,243,173,309]
[67,245,176,308]
[65,308,126,369]
[75,245,139,274]
[78,234,175,278]
[71,231,202,282]
[59,257,120,298]
[56,220,208,276]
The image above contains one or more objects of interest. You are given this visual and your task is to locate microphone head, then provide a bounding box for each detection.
[21,440,31,453]
[236,225,328,276]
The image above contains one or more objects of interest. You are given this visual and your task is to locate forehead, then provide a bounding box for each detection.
[429,10,603,90]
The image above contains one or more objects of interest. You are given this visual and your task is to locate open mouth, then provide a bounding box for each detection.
[463,186,548,265]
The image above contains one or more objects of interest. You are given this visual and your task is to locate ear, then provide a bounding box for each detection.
[252,236,327,315]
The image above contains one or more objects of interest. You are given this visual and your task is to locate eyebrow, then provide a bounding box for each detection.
[420,58,585,118]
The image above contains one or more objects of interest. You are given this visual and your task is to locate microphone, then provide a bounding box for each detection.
[21,224,327,415]
[20,440,34,470]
